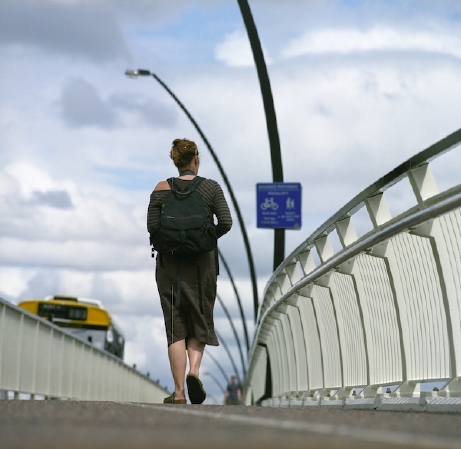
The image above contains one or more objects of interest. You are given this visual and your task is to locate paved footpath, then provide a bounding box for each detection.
[1,400,460,449]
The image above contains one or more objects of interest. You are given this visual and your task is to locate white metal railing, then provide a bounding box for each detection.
[0,297,167,402]
[244,128,461,413]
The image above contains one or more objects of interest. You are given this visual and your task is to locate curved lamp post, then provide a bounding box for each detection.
[206,350,230,386]
[125,68,259,323]
[218,249,249,351]
[214,328,242,385]
[203,371,226,395]
[216,293,246,378]
[237,0,285,272]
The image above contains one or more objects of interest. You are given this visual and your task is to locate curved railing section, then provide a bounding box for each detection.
[244,128,461,413]
[0,297,168,402]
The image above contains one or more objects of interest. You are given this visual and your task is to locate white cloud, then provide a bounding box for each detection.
[4,162,55,196]
[281,27,461,59]
[0,0,130,62]
[60,78,117,128]
[215,29,272,67]
[1,164,143,246]
[0,268,35,298]
[1,0,461,396]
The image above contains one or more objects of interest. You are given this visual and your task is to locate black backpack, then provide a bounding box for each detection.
[149,176,217,258]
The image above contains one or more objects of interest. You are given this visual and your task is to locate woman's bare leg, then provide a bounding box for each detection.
[168,339,187,400]
[186,337,205,377]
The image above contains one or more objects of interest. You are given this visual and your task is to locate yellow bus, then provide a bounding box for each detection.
[18,295,125,360]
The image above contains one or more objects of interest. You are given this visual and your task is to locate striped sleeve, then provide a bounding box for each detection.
[199,179,233,239]
[146,190,167,232]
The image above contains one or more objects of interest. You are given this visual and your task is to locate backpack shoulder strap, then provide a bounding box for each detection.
[167,176,204,193]
[166,177,175,191]
[188,176,205,192]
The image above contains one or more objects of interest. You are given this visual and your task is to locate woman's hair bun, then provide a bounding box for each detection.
[169,138,198,168]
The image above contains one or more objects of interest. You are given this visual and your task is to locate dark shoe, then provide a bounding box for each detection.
[186,374,206,404]
[163,393,187,404]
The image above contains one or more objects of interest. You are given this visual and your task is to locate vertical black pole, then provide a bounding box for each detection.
[237,0,285,277]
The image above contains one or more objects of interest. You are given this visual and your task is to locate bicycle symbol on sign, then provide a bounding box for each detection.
[260,197,279,211]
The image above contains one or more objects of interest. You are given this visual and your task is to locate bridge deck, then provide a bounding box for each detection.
[1,400,460,449]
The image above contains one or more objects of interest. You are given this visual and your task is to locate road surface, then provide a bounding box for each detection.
[1,400,460,449]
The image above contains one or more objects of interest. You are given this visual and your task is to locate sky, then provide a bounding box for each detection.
[1,0,461,403]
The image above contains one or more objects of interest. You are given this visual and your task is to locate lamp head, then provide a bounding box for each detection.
[124,69,151,79]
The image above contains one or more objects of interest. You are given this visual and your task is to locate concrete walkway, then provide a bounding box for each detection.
[1,400,460,449]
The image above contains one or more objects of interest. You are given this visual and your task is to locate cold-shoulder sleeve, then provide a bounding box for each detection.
[147,190,168,232]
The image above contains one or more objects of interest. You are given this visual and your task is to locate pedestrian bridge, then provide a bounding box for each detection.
[1,129,461,415]
[0,297,168,402]
[243,128,461,413]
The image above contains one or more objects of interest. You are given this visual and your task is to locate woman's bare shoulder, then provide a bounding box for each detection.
[154,180,171,191]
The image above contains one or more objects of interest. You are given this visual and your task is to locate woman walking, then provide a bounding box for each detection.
[147,138,232,404]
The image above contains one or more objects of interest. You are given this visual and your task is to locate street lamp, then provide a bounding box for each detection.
[206,350,230,386]
[218,249,249,352]
[216,293,246,378]
[125,68,259,323]
[237,0,285,272]
[214,328,242,385]
[203,372,226,395]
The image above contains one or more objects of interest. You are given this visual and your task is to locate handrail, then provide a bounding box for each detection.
[245,128,461,412]
[267,127,461,297]
[0,297,168,402]
[254,188,461,352]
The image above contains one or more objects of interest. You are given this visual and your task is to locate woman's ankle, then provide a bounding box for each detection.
[174,389,185,399]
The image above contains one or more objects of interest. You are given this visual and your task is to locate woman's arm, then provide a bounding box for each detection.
[146,189,168,232]
[212,183,232,239]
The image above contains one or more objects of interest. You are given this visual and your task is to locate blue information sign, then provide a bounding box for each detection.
[256,183,302,229]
